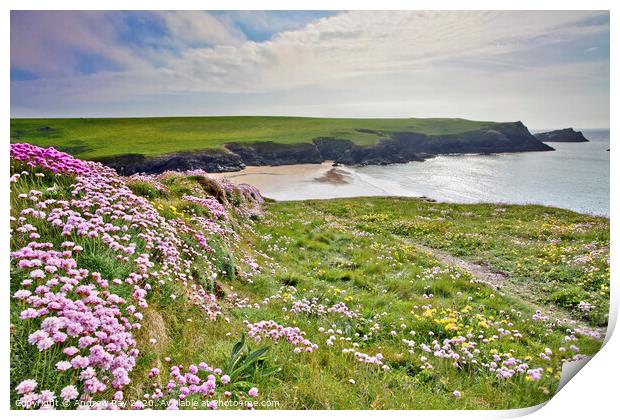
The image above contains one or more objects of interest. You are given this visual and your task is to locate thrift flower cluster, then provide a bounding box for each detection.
[244,319,317,353]
[10,144,264,409]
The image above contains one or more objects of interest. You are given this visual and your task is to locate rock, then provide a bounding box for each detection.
[313,138,354,160]
[534,128,589,143]
[224,141,323,166]
[335,121,552,165]
[98,150,246,175]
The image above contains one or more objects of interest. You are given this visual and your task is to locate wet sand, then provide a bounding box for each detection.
[313,168,352,185]
[206,161,381,201]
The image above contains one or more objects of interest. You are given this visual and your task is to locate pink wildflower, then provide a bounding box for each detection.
[15,379,37,394]
[60,385,79,401]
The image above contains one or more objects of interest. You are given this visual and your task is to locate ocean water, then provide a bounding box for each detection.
[218,129,610,217]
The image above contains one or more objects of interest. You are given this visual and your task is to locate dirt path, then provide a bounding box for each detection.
[413,242,509,289]
[407,240,606,338]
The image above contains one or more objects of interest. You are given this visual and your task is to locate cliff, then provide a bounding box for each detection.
[101,121,554,175]
[534,128,589,143]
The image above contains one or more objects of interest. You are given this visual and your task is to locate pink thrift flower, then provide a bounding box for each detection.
[132,401,145,410]
[39,390,56,404]
[60,385,79,401]
[15,379,37,394]
[13,289,32,300]
[19,392,40,409]
[55,361,72,371]
[20,308,38,320]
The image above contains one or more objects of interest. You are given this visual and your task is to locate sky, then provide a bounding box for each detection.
[10,10,610,128]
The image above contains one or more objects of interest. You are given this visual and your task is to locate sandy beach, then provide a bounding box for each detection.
[209,161,344,187]
[206,161,387,201]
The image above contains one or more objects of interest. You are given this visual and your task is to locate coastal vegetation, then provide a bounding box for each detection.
[10,116,500,159]
[10,145,609,410]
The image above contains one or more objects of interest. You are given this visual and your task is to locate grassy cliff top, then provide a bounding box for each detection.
[10,116,500,160]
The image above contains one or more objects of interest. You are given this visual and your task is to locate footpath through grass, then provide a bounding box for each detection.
[10,116,497,160]
[218,197,608,408]
[261,198,610,327]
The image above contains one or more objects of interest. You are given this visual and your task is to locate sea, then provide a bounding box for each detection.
[213,129,610,217]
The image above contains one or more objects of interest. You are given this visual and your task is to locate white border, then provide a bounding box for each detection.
[2,1,617,418]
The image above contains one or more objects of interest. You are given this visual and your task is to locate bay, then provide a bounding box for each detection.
[212,129,610,217]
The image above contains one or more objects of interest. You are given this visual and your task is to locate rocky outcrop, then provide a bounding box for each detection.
[313,138,354,160]
[534,128,589,143]
[333,137,427,166]
[98,150,246,175]
[325,121,552,166]
[389,121,553,154]
[102,121,554,175]
[224,141,323,166]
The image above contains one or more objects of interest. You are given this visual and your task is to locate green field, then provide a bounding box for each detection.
[11,156,609,408]
[10,116,499,160]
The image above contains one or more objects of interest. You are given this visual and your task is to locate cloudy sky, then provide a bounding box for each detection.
[10,10,609,128]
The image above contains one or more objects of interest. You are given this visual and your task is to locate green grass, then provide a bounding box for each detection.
[10,116,499,160]
[10,165,608,410]
[220,197,608,408]
[270,197,610,327]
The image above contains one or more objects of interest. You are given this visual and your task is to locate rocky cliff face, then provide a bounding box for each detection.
[225,141,323,166]
[313,137,354,160]
[335,122,552,165]
[534,128,589,143]
[102,121,554,175]
[98,150,246,174]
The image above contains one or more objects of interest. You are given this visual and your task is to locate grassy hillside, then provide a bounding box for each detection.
[10,116,498,160]
[10,144,608,410]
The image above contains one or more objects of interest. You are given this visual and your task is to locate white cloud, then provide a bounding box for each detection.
[156,11,246,47]
[11,11,610,127]
[137,10,607,94]
[11,11,147,77]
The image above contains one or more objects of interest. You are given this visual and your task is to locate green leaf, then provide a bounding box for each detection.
[246,346,270,362]
[231,334,245,359]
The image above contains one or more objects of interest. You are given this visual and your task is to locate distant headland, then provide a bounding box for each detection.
[534,128,590,143]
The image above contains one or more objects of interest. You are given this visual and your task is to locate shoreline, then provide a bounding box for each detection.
[204,148,551,178]
[203,136,609,218]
